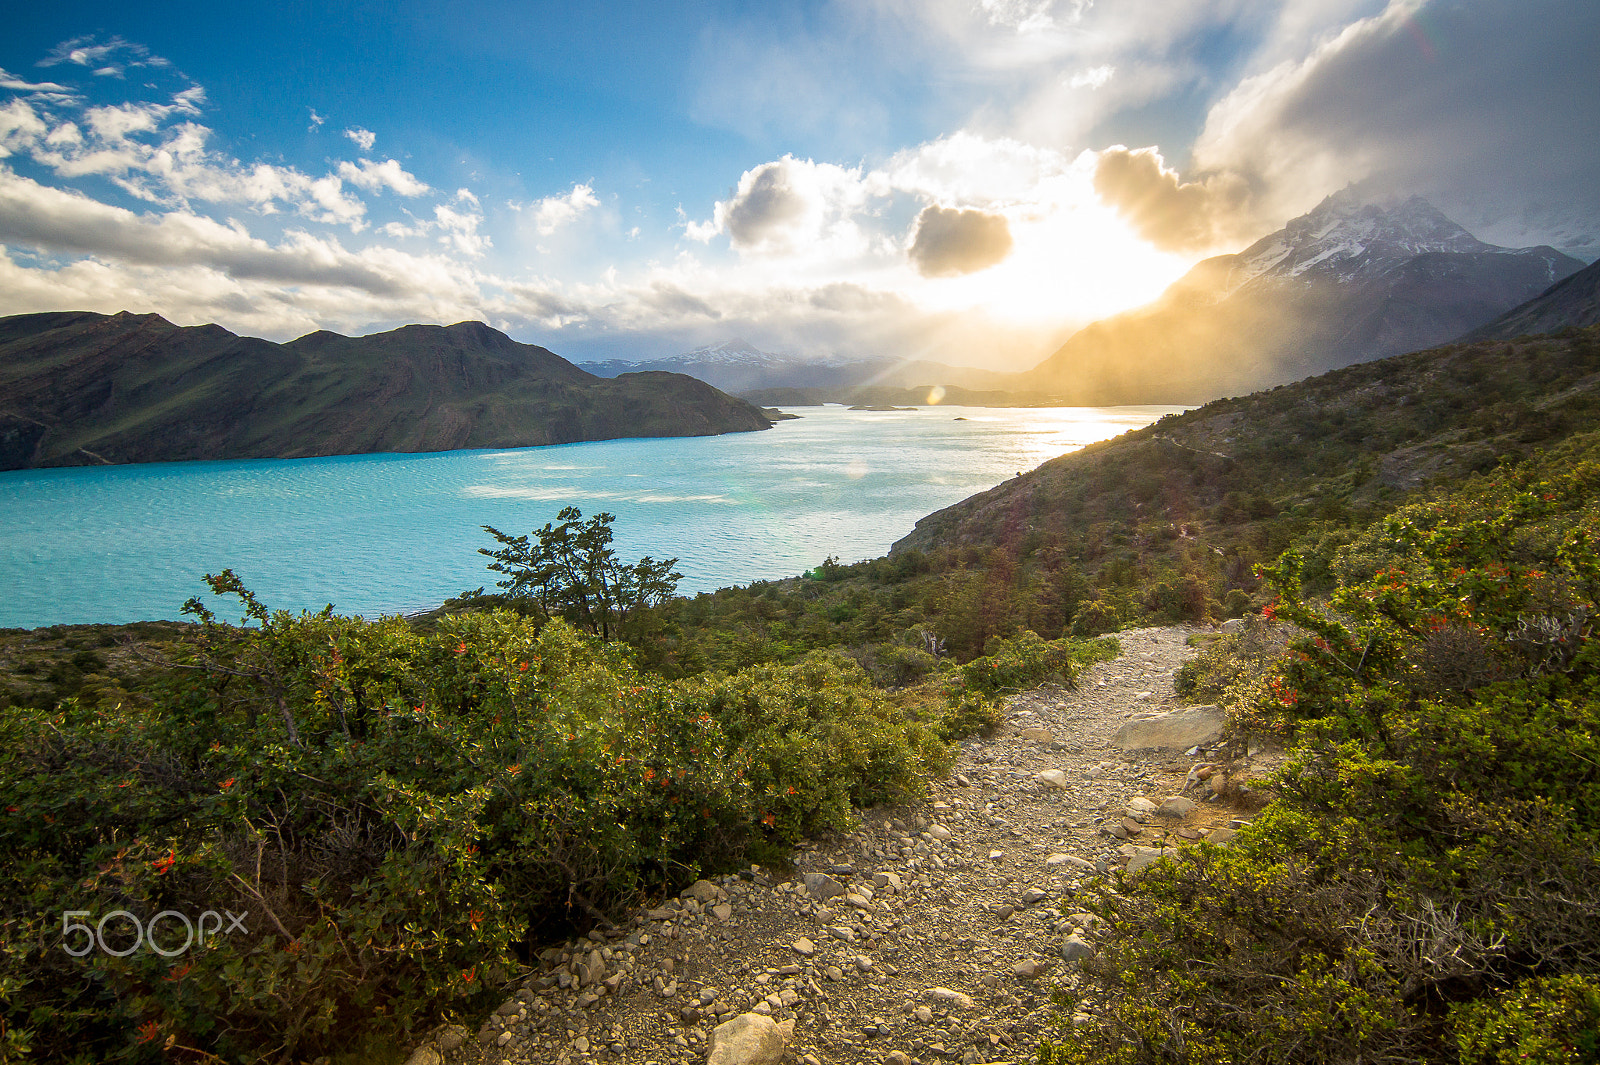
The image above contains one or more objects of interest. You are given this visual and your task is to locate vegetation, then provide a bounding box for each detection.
[1039,432,1600,1064]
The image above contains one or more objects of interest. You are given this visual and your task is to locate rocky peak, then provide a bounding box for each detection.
[1228,189,1497,292]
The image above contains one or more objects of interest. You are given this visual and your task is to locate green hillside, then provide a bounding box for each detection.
[0,311,772,470]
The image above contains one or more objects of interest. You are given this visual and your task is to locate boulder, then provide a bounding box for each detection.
[1114,705,1225,751]
[706,1014,793,1065]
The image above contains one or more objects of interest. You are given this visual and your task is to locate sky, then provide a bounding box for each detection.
[0,0,1596,369]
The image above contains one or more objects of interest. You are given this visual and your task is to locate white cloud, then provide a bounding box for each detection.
[344,127,376,151]
[532,183,599,235]
[337,158,430,197]
[0,68,73,94]
[1069,64,1114,89]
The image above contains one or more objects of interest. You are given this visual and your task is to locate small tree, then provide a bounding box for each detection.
[480,507,682,639]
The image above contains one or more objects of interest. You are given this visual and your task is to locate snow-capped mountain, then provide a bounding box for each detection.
[1226,191,1495,289]
[1022,190,1583,404]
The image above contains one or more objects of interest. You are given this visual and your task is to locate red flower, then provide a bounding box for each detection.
[151,848,177,875]
[455,641,468,654]
[218,777,236,789]
[136,1020,162,1044]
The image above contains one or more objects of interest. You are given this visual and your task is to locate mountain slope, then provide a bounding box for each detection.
[0,312,771,470]
[1462,256,1600,340]
[897,325,1600,565]
[1020,191,1582,404]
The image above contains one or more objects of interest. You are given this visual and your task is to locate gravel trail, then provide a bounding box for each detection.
[412,624,1264,1065]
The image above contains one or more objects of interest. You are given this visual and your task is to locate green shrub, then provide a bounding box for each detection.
[0,579,951,1064]
[1068,599,1121,636]
[1041,455,1600,1065]
[1453,974,1600,1064]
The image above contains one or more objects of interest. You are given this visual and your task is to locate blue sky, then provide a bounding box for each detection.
[2,0,1596,368]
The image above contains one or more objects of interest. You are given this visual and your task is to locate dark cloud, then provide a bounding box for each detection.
[1093,146,1252,253]
[1195,0,1600,250]
[907,205,1013,277]
[723,161,809,248]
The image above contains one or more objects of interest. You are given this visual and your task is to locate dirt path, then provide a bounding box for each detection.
[413,625,1263,1065]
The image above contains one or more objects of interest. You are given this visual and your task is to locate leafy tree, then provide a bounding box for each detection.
[479,507,682,639]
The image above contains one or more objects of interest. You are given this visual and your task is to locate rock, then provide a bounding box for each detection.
[1114,705,1225,751]
[990,903,1015,920]
[682,879,722,902]
[873,871,903,891]
[403,1048,442,1065]
[1207,827,1239,845]
[988,850,1005,862]
[855,955,874,972]
[438,1027,468,1053]
[1011,959,1049,979]
[926,987,975,1010]
[1035,769,1070,789]
[1220,618,1245,634]
[928,824,953,841]
[1125,846,1174,874]
[791,938,816,956]
[1158,796,1197,818]
[706,1013,793,1065]
[1020,888,1048,906]
[1119,818,1144,837]
[1020,727,1054,742]
[913,1006,934,1023]
[712,902,733,921]
[1125,797,1158,818]
[803,872,846,901]
[1060,936,1094,963]
[886,1053,915,1065]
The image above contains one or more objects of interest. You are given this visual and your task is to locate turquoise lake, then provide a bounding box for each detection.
[0,405,1182,628]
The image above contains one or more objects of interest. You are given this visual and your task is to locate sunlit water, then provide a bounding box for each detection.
[0,405,1182,628]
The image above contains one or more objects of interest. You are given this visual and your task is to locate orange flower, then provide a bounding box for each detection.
[136,1020,162,1044]
[461,966,477,984]
[469,909,484,931]
[218,777,236,789]
[151,848,177,875]
[455,641,468,654]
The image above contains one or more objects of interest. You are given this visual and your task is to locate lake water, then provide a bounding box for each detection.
[0,405,1182,628]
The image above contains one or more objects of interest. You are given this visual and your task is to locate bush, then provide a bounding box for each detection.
[1453,974,1600,1064]
[1068,599,1121,636]
[0,580,952,1064]
[1041,456,1600,1065]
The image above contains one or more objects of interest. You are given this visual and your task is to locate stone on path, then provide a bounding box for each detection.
[706,1013,793,1065]
[803,872,846,900]
[1158,796,1197,818]
[1114,705,1225,751]
[1020,726,1054,742]
[926,987,975,1010]
[1060,936,1094,963]
[1035,769,1070,789]
[791,938,816,956]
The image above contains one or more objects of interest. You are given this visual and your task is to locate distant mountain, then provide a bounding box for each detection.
[582,338,1015,394]
[0,312,772,471]
[1020,190,1584,404]
[1462,257,1600,341]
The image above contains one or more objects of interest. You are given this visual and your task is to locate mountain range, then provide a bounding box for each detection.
[0,312,771,471]
[580,339,1015,394]
[1017,190,1584,403]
